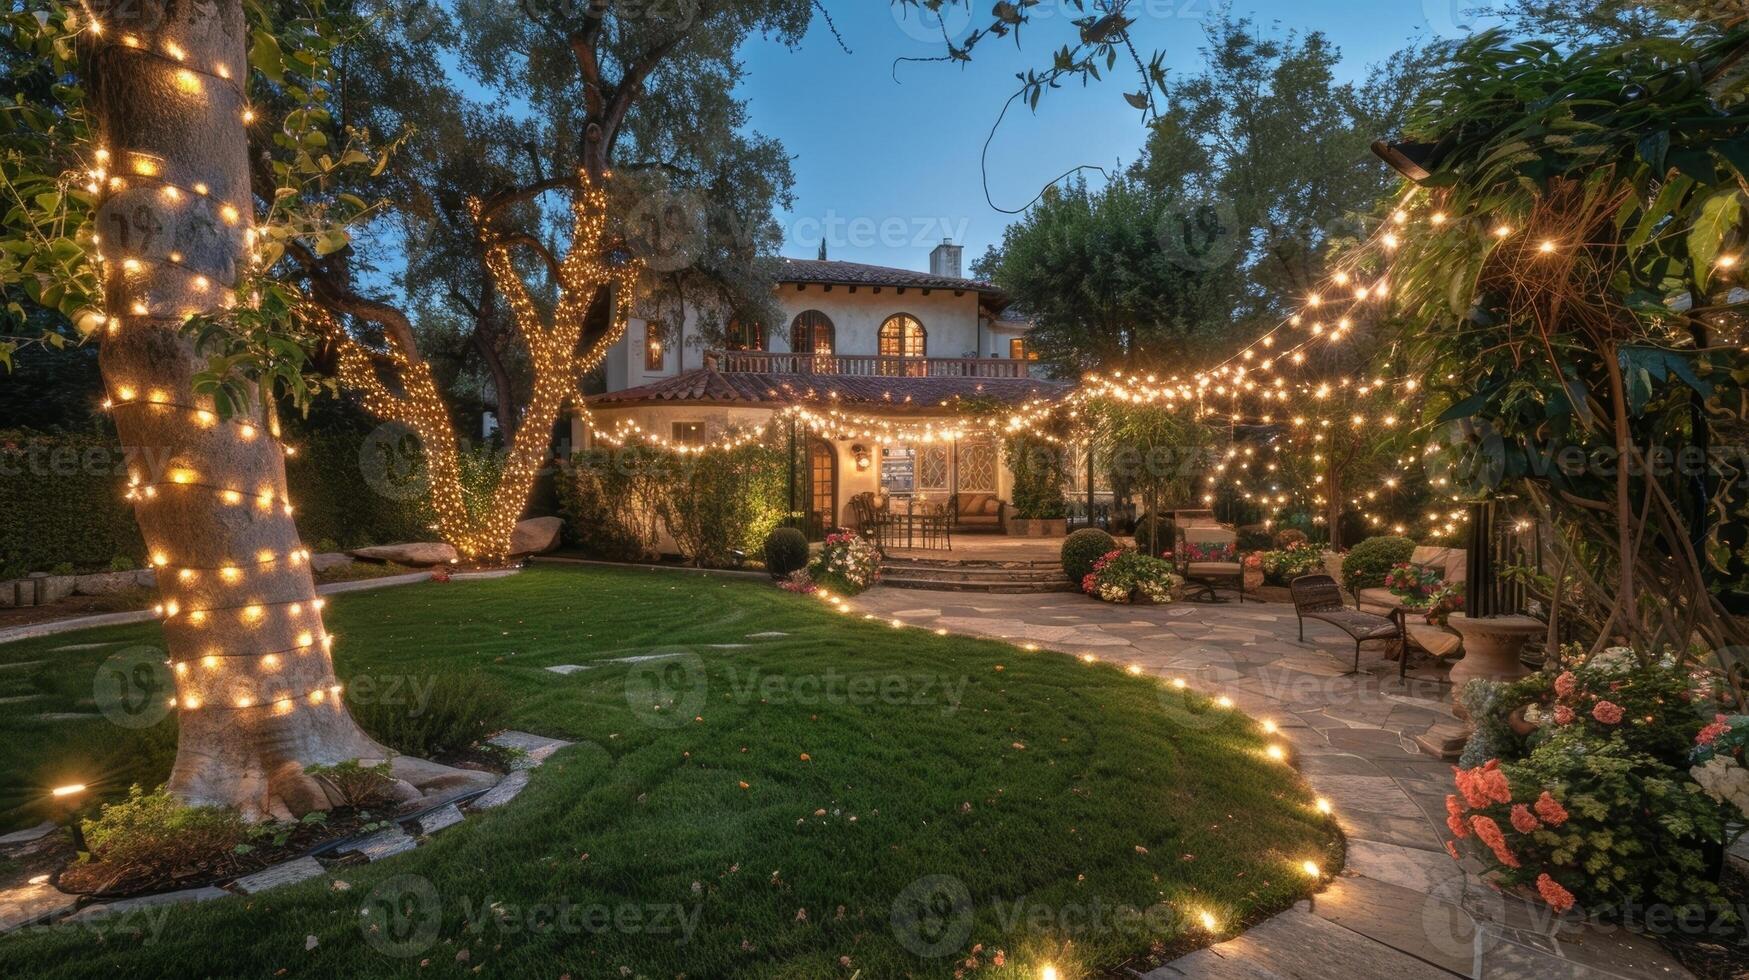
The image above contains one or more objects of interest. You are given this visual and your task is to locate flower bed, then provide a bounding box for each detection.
[1082,549,1182,604]
[1254,543,1323,585]
[1449,646,1744,922]
[806,530,881,595]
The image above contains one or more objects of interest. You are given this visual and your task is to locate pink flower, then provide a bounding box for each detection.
[1509,804,1540,834]
[1554,671,1577,699]
[1697,715,1733,747]
[1533,791,1568,827]
[1536,874,1576,913]
[1553,705,1575,725]
[1471,815,1521,868]
[1591,700,1624,725]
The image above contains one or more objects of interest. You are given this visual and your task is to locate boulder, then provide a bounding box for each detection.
[509,517,564,555]
[73,571,144,597]
[310,552,354,573]
[348,542,459,567]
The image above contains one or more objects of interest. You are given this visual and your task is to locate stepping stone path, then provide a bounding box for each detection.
[0,876,78,932]
[230,856,326,895]
[850,587,1696,980]
[746,632,789,639]
[545,664,590,675]
[0,821,56,848]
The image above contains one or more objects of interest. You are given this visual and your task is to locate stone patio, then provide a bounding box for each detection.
[850,586,1696,980]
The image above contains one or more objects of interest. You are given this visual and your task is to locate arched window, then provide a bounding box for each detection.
[726,318,765,351]
[878,314,926,358]
[790,310,835,354]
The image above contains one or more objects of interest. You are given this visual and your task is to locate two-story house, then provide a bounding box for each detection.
[573,242,1072,535]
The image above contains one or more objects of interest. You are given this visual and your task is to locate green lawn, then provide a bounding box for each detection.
[0,565,1339,978]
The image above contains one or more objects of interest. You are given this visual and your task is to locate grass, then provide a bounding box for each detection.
[0,565,1338,979]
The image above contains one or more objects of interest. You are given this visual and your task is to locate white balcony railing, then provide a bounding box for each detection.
[708,349,1034,379]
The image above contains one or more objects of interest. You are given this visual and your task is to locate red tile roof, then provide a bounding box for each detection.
[586,367,1072,410]
[771,257,1007,305]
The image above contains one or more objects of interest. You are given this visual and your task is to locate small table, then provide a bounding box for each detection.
[1445,613,1542,690]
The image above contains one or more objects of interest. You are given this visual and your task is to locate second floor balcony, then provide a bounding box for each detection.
[709,349,1037,379]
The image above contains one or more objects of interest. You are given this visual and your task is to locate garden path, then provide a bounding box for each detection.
[850,587,1696,980]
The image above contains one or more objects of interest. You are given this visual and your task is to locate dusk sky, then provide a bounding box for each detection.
[737,1,1496,273]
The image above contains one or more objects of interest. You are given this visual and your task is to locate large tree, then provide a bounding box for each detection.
[289,0,814,557]
[59,0,488,817]
[981,174,1240,372]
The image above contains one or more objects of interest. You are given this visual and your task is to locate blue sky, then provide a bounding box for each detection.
[735,1,1493,273]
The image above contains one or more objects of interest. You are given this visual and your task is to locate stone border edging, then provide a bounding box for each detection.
[0,567,522,646]
[532,556,769,580]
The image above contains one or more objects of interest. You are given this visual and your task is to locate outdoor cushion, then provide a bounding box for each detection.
[1186,561,1242,576]
[1410,546,1466,583]
[955,493,1003,525]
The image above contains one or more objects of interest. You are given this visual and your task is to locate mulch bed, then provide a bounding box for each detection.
[55,807,389,899]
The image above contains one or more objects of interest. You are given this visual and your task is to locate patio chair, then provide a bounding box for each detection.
[1177,524,1248,604]
[1290,574,1403,674]
[850,492,892,550]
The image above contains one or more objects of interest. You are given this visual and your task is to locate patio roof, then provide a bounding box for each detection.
[585,365,1073,411]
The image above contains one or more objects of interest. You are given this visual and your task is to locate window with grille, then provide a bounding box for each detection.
[644,321,665,371]
[790,311,834,354]
[878,314,927,358]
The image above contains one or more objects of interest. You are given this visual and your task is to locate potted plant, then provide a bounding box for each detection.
[1242,552,1265,592]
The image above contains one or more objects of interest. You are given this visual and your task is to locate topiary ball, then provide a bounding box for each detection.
[763,526,810,579]
[1340,535,1416,591]
[1061,527,1117,583]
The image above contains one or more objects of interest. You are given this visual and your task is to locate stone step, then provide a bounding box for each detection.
[879,575,1080,594]
[878,566,1070,583]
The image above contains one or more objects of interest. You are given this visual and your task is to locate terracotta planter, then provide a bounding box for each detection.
[1243,568,1264,592]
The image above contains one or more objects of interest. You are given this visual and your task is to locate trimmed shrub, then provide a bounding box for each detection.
[1341,535,1416,590]
[1236,524,1274,552]
[1275,528,1309,548]
[1132,513,1175,556]
[1005,434,1068,519]
[763,527,810,578]
[1061,528,1116,583]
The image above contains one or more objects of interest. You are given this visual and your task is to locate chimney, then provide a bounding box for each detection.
[930,239,963,279]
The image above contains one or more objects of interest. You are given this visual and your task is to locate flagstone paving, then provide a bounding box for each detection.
[851,587,1694,980]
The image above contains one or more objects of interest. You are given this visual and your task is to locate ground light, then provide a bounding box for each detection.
[50,783,89,852]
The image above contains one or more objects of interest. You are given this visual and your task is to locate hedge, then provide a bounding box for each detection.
[2,404,433,577]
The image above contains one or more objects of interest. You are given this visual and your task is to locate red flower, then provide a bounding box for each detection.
[1553,705,1575,725]
[1533,791,1568,827]
[1509,804,1540,834]
[1470,815,1520,868]
[1453,768,1490,810]
[1591,700,1624,725]
[1536,874,1576,913]
[1697,715,1733,747]
[1553,671,1577,699]
[1445,840,1461,862]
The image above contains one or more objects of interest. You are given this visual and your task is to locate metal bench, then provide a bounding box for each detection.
[1291,574,1403,674]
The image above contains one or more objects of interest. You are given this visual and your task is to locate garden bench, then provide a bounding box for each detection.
[1291,574,1403,673]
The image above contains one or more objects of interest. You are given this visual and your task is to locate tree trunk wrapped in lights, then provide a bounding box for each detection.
[89,0,490,820]
[328,174,642,560]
